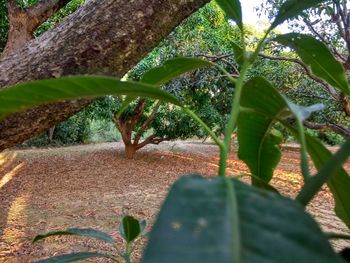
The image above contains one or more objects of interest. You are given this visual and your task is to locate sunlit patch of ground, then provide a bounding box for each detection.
[0,141,349,262]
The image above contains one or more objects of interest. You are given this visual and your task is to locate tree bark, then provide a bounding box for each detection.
[0,0,209,151]
[125,143,137,159]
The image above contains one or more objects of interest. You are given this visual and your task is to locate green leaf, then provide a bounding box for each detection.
[36,252,112,263]
[143,175,342,263]
[33,228,116,246]
[119,215,141,243]
[0,75,182,120]
[274,33,349,94]
[272,0,326,29]
[238,77,324,184]
[302,134,350,230]
[215,0,243,30]
[141,57,212,85]
[238,78,285,184]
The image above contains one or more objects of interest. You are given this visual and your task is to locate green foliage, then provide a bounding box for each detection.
[86,119,120,143]
[54,112,90,144]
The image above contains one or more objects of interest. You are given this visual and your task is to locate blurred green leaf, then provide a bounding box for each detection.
[215,0,243,30]
[143,175,342,263]
[274,33,349,94]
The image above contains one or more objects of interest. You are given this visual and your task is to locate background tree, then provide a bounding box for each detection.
[103,2,240,158]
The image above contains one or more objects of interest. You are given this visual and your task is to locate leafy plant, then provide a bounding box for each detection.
[33,215,146,263]
[1,0,350,262]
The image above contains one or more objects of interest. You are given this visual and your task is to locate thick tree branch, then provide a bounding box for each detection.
[133,101,161,144]
[135,134,170,150]
[27,0,72,30]
[303,120,350,138]
[0,0,210,151]
[129,99,146,131]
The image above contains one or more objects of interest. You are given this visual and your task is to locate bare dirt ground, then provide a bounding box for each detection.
[0,141,349,262]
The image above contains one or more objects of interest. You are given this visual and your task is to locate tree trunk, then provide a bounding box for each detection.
[125,144,137,159]
[0,0,209,151]
[47,125,56,142]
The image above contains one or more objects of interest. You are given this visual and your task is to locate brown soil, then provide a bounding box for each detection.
[0,141,349,262]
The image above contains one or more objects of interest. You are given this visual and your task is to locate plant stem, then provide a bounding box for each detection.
[123,242,132,263]
[218,29,272,177]
[219,63,249,176]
